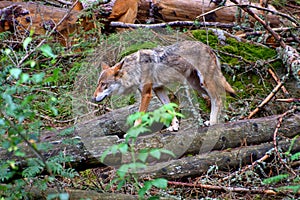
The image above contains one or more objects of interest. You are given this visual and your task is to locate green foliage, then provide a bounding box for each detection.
[192,30,277,65]
[0,37,79,199]
[119,41,158,59]
[101,103,179,199]
[263,174,289,185]
[262,136,300,194]
[271,0,287,7]
[191,30,219,48]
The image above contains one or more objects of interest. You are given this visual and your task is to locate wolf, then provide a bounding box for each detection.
[92,40,235,131]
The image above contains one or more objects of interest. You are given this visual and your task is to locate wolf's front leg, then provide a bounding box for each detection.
[167,116,179,131]
[134,82,153,126]
[153,87,179,131]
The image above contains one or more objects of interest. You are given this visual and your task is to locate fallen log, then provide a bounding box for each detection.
[137,0,281,27]
[0,0,282,42]
[148,136,300,179]
[1,99,299,177]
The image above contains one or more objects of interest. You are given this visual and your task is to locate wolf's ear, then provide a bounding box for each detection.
[114,60,124,71]
[113,60,124,77]
[101,62,110,70]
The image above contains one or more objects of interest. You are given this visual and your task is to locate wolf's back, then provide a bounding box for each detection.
[170,41,235,96]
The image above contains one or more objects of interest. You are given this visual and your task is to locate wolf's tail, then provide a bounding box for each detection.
[224,80,236,97]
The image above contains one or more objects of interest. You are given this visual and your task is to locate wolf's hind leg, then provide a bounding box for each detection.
[153,87,179,131]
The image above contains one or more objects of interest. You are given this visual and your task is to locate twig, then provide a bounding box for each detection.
[236,27,300,38]
[247,81,284,119]
[242,4,299,26]
[110,21,241,29]
[196,4,299,26]
[168,181,277,195]
[268,68,289,96]
[16,0,79,68]
[222,149,273,181]
[273,107,297,176]
[218,50,252,64]
[229,0,286,48]
[276,98,300,103]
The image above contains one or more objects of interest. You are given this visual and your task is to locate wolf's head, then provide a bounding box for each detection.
[92,61,123,102]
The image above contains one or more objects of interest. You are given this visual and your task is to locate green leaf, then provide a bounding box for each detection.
[110,144,119,154]
[127,162,147,171]
[9,68,22,79]
[149,149,161,159]
[277,185,300,194]
[138,181,153,197]
[126,112,143,125]
[100,148,111,163]
[118,143,128,154]
[31,72,45,83]
[117,165,129,179]
[117,179,126,190]
[151,178,168,189]
[101,144,120,162]
[291,152,300,161]
[159,149,176,158]
[4,48,11,55]
[58,127,75,136]
[20,73,30,83]
[138,186,148,198]
[58,193,69,200]
[30,60,36,68]
[263,174,289,185]
[23,37,32,50]
[0,118,5,126]
[125,126,150,142]
[138,151,149,163]
[40,44,57,58]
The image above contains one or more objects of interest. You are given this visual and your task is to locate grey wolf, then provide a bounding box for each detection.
[92,41,235,131]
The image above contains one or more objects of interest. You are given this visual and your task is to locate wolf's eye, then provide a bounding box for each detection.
[100,82,107,89]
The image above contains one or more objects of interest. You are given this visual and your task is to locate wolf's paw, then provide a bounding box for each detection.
[134,119,142,127]
[167,117,179,132]
[204,120,210,126]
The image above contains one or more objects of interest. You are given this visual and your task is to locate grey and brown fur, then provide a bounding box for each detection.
[93,41,235,130]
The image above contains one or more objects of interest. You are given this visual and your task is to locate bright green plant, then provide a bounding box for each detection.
[101,103,183,199]
[262,136,300,194]
[0,38,78,199]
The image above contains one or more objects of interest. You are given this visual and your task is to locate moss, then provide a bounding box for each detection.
[197,97,210,113]
[191,30,219,49]
[223,38,277,61]
[119,42,158,59]
[192,29,277,66]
